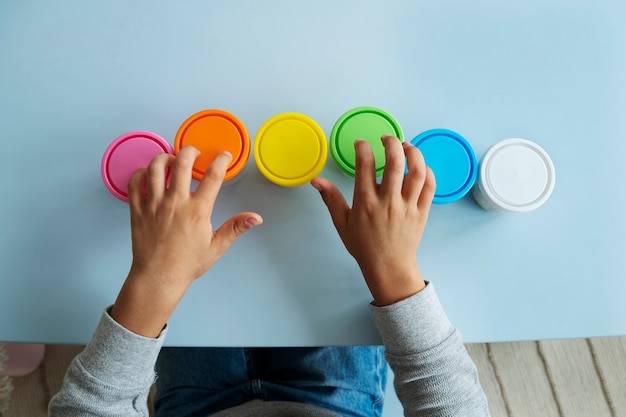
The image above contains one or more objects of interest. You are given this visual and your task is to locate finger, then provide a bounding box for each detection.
[194,151,232,212]
[417,166,437,214]
[380,134,406,196]
[353,139,376,200]
[169,146,201,197]
[311,177,350,236]
[402,142,428,202]
[128,166,148,209]
[146,153,174,202]
[211,211,263,256]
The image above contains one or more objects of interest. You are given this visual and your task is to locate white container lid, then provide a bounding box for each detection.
[476,138,555,212]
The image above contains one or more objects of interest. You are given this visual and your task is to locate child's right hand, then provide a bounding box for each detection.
[311,135,436,306]
[111,146,262,337]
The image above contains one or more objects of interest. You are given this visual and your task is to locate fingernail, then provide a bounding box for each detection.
[311,181,322,191]
[381,134,393,140]
[245,217,261,228]
[222,151,232,158]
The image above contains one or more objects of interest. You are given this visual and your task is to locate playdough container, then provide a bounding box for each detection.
[174,109,250,182]
[101,131,174,202]
[330,106,403,177]
[473,138,555,212]
[411,129,478,204]
[254,112,328,187]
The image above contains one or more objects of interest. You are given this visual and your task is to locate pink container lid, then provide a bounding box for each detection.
[101,131,173,202]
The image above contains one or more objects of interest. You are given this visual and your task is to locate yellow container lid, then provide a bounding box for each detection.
[254,113,328,187]
[174,109,250,181]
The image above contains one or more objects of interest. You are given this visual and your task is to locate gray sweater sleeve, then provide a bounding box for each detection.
[369,282,490,417]
[49,283,489,417]
[48,308,166,417]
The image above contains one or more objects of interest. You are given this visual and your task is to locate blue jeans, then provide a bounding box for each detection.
[154,346,387,417]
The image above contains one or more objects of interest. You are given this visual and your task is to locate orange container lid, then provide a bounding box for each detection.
[174,109,250,181]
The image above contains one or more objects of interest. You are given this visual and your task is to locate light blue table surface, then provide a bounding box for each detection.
[2,1,625,349]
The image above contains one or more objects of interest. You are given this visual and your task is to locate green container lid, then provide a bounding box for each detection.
[330,106,404,177]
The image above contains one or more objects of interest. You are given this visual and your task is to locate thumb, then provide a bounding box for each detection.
[311,178,350,236]
[212,212,263,254]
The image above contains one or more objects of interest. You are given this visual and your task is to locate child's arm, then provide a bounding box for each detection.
[312,136,490,416]
[369,282,490,416]
[48,308,166,417]
[49,147,262,417]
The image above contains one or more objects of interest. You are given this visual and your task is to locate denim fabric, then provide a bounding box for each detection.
[153,346,387,417]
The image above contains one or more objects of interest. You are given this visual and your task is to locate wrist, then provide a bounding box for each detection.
[360,262,426,307]
[110,273,189,338]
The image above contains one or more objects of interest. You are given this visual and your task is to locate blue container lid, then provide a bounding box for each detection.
[410,129,478,204]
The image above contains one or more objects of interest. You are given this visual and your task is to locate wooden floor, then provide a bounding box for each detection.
[2,337,625,416]
[466,338,626,417]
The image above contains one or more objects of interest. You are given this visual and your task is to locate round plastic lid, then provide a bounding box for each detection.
[480,138,555,211]
[411,129,478,204]
[174,109,250,181]
[254,112,328,187]
[101,131,173,202]
[330,106,404,177]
